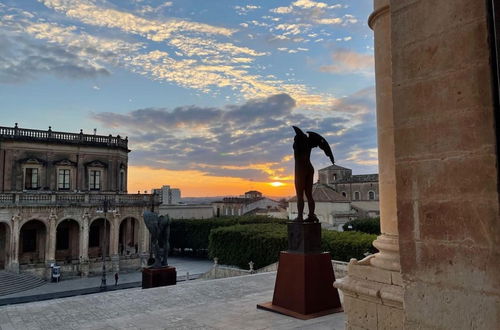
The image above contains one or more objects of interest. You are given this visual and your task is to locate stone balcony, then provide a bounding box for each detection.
[0,124,128,151]
[0,192,160,207]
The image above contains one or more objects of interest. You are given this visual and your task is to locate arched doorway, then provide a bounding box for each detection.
[0,222,10,269]
[88,218,110,258]
[55,219,80,264]
[119,217,140,256]
[19,220,47,265]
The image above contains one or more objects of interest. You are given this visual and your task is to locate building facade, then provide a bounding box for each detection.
[0,125,157,279]
[318,164,379,202]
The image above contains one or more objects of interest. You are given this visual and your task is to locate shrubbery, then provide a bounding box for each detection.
[322,230,377,261]
[342,217,380,235]
[208,223,287,269]
[208,223,377,269]
[169,216,286,256]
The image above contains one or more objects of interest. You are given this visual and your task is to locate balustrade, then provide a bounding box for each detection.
[0,124,128,149]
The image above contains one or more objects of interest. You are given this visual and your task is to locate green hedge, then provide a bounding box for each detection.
[342,217,380,235]
[322,230,377,261]
[169,216,286,255]
[208,223,287,269]
[208,223,377,269]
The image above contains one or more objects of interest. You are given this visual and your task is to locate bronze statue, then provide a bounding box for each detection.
[293,126,335,222]
[143,211,171,268]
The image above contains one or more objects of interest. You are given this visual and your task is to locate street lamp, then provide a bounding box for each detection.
[96,196,117,291]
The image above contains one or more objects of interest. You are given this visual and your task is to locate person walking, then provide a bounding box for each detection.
[114,272,119,286]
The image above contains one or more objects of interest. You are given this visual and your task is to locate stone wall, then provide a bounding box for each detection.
[392,0,500,328]
[0,140,128,192]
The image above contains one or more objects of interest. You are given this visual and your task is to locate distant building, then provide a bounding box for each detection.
[154,185,181,205]
[244,190,262,199]
[318,164,379,202]
[212,191,281,217]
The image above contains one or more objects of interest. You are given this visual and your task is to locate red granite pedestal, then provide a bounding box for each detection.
[257,222,343,320]
[142,266,177,289]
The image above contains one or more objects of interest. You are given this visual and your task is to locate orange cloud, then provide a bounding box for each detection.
[127,166,294,197]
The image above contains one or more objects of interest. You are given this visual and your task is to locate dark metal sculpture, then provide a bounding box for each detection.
[292,126,335,222]
[143,211,171,268]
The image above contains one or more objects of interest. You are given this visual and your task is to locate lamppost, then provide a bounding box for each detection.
[96,196,116,291]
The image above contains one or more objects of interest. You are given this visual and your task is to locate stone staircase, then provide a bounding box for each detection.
[0,271,45,296]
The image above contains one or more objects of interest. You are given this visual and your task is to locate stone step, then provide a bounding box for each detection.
[0,271,45,296]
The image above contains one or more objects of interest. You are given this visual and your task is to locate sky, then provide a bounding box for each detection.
[0,0,376,197]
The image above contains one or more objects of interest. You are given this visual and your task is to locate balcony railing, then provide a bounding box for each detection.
[0,192,160,207]
[0,124,128,150]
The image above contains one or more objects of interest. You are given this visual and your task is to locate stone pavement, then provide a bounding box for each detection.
[0,257,213,300]
[0,272,345,330]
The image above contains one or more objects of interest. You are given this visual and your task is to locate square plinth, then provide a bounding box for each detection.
[257,251,343,319]
[287,221,321,253]
[142,266,177,289]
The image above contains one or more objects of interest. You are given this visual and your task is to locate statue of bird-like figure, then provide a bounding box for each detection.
[292,126,335,222]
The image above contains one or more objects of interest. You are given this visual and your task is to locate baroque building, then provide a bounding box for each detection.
[318,164,379,202]
[0,124,157,279]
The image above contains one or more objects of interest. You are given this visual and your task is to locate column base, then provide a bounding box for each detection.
[111,254,120,273]
[334,258,404,329]
[80,259,90,277]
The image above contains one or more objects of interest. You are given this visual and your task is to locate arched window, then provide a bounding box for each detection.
[354,191,360,200]
[368,191,375,200]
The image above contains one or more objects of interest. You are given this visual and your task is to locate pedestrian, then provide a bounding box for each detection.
[114,272,119,286]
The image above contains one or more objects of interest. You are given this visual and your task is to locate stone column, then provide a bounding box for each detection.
[334,0,404,328]
[110,212,120,273]
[45,210,57,279]
[9,214,20,273]
[80,210,90,277]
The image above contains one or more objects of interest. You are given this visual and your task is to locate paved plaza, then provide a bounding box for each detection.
[0,272,345,330]
[0,257,213,300]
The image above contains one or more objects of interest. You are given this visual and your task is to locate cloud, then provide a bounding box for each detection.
[92,89,377,183]
[39,0,234,40]
[0,33,110,83]
[0,3,332,105]
[320,50,374,75]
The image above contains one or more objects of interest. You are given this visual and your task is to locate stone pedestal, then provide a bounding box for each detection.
[80,260,90,277]
[287,221,321,253]
[111,254,120,273]
[142,266,176,289]
[257,221,342,320]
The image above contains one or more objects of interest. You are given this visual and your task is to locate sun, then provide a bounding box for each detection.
[270,181,285,187]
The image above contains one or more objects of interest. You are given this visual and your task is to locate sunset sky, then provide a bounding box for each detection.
[0,0,376,197]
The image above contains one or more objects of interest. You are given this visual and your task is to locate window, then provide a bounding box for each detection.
[368,191,375,200]
[58,169,70,190]
[89,170,101,190]
[354,191,360,200]
[342,191,347,197]
[119,170,124,192]
[24,168,39,190]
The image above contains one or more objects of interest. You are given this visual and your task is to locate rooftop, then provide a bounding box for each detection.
[0,124,129,151]
[0,272,345,329]
[289,184,348,202]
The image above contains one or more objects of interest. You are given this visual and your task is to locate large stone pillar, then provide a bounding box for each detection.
[9,214,20,273]
[334,0,404,328]
[45,211,57,279]
[111,212,120,273]
[80,210,90,277]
